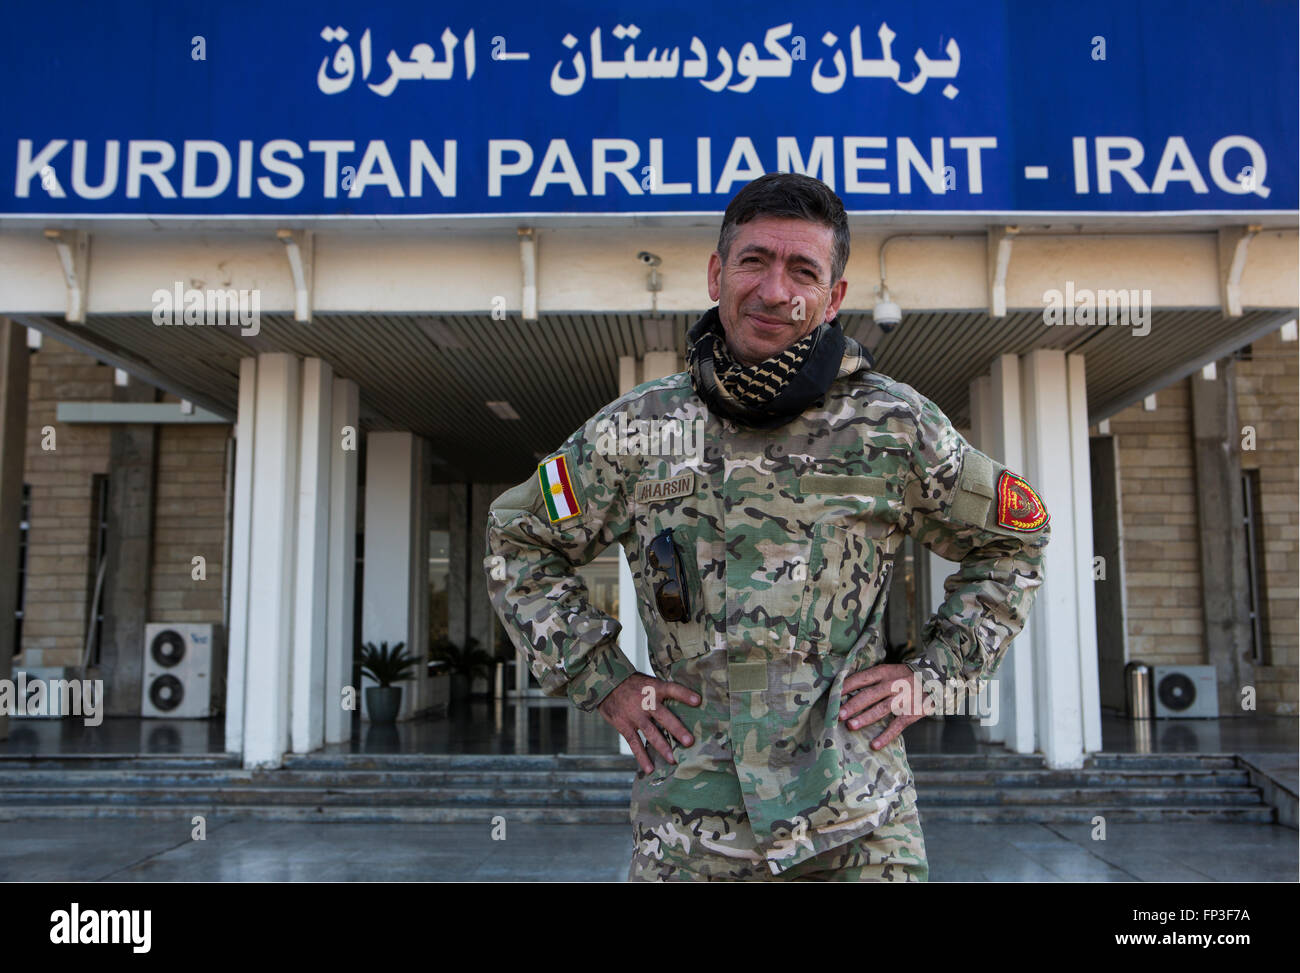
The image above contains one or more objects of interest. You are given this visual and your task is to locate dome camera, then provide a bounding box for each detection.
[637,251,662,267]
[873,287,902,333]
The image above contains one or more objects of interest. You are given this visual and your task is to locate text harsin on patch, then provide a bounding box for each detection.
[635,471,695,504]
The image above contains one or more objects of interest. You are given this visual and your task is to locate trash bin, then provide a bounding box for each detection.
[1125,662,1152,719]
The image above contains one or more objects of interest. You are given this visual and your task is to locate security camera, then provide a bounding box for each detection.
[637,251,662,267]
[873,286,902,333]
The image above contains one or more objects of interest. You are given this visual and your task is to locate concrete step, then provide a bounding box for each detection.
[0,751,1273,825]
[0,767,1252,790]
[0,753,242,770]
[0,782,1263,808]
[0,803,1276,824]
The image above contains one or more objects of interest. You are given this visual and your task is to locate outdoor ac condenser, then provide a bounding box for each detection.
[1151,665,1219,719]
[141,623,223,718]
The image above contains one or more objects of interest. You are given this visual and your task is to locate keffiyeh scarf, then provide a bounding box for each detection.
[686,306,872,429]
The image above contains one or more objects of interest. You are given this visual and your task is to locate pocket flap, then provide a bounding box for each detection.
[798,473,887,496]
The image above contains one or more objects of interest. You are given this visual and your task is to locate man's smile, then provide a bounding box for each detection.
[744,312,793,334]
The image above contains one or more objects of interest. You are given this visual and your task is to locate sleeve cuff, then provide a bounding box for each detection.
[563,640,638,712]
[900,646,961,688]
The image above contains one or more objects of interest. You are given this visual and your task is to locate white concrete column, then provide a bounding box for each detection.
[1021,349,1092,768]
[616,354,651,683]
[986,354,1037,754]
[224,356,257,755]
[613,353,684,756]
[1067,354,1103,753]
[242,354,301,768]
[362,432,424,721]
[290,359,333,753]
[324,378,360,744]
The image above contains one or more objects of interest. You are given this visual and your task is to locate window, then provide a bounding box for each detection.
[13,483,29,655]
[87,474,110,665]
[1241,468,1270,664]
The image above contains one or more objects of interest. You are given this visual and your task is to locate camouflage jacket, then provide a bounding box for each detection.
[484,339,1050,874]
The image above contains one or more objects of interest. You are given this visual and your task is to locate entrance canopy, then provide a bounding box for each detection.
[11,303,1294,484]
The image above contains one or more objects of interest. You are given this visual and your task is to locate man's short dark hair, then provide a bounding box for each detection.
[717,172,851,284]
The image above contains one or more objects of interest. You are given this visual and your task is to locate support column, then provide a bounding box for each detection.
[0,320,31,742]
[447,483,470,649]
[616,355,651,684]
[469,483,498,659]
[1190,358,1256,712]
[612,352,681,755]
[1021,349,1097,768]
[1067,355,1103,753]
[224,357,257,755]
[988,353,1036,755]
[242,354,301,768]
[323,378,359,744]
[362,432,427,721]
[290,360,333,753]
[98,375,158,716]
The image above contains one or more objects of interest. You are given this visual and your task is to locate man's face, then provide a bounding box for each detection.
[707,215,849,366]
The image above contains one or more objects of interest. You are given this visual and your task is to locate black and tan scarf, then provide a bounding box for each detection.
[686,306,873,429]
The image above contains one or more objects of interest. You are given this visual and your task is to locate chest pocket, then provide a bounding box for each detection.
[796,520,894,654]
[633,525,709,673]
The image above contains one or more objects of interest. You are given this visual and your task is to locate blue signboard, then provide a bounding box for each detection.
[2,0,1295,216]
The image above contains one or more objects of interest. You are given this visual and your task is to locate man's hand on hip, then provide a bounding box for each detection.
[597,673,701,775]
[838,663,926,750]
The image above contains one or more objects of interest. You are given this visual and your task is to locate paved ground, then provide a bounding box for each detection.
[1,817,1295,882]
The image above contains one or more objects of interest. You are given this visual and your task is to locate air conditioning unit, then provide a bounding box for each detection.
[142,623,223,719]
[1152,665,1219,719]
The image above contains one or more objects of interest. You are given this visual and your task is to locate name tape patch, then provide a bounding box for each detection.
[635,471,695,504]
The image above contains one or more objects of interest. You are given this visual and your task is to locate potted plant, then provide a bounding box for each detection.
[356,640,419,723]
[429,636,494,701]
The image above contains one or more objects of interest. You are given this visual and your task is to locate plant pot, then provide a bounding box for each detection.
[450,674,471,701]
[365,685,402,723]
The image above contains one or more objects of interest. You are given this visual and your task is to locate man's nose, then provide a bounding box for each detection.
[754,264,792,309]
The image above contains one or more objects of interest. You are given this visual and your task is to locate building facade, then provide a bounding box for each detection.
[0,1,1296,765]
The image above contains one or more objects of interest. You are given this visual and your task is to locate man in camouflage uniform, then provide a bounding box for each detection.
[485,172,1050,881]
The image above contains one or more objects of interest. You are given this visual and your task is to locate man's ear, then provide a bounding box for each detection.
[823,276,848,322]
[707,252,722,302]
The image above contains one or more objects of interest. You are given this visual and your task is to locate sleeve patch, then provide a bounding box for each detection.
[996,471,1049,531]
[537,450,583,523]
[958,448,997,500]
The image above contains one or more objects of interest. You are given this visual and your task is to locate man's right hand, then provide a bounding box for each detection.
[597,673,701,775]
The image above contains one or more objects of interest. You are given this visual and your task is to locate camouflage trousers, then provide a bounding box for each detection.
[627,792,928,882]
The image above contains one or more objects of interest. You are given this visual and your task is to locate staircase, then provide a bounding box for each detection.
[0,752,1277,823]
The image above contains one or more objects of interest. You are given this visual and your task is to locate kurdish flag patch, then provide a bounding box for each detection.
[537,453,582,523]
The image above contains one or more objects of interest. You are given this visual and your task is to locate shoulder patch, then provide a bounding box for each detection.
[537,451,582,523]
[996,470,1049,531]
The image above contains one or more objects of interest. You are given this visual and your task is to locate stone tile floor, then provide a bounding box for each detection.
[1,818,1294,882]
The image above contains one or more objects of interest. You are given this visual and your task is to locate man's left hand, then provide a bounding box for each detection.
[837,663,926,750]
